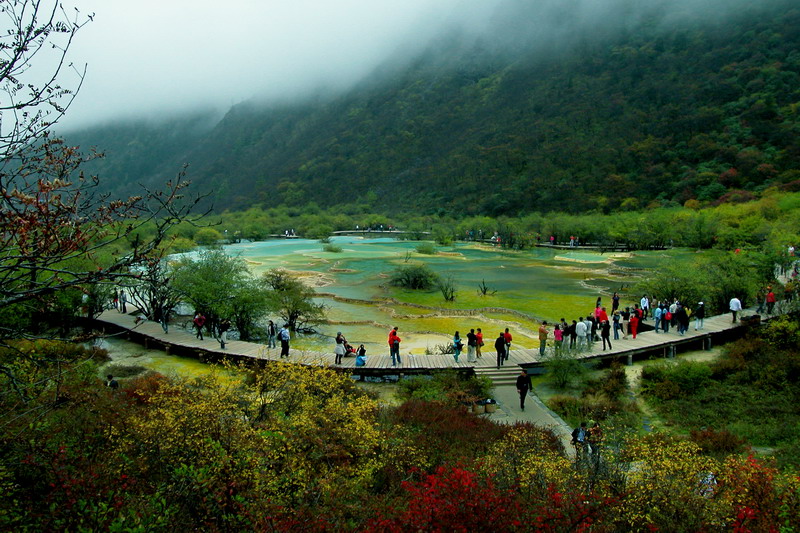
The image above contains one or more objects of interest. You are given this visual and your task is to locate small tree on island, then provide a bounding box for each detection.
[389,263,439,290]
[263,269,325,332]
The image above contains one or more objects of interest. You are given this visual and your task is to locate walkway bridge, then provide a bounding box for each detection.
[94,307,766,379]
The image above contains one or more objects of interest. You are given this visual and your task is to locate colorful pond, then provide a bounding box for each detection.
[220,237,683,354]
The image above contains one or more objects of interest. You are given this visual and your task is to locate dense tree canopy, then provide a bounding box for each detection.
[67,0,800,218]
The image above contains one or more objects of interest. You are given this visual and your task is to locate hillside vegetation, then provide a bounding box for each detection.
[65,0,800,216]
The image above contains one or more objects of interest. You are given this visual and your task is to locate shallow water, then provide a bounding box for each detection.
[220,237,665,353]
[97,337,239,381]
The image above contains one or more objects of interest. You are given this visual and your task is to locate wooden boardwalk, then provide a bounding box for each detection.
[94,307,763,377]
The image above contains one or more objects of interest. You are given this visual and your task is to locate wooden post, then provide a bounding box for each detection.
[627,353,633,366]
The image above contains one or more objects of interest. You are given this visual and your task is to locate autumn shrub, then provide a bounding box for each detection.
[388,400,504,465]
[396,371,492,405]
[366,466,530,532]
[123,371,170,404]
[689,428,750,458]
[103,363,148,378]
[614,434,727,530]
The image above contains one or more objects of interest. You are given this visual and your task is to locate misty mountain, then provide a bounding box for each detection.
[64,0,800,216]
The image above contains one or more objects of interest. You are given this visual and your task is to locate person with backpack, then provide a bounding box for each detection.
[279,324,291,358]
[388,327,401,367]
[571,422,588,461]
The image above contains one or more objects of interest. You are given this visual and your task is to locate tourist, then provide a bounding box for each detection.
[106,374,119,390]
[588,420,603,465]
[621,307,630,339]
[694,302,705,330]
[218,318,231,349]
[355,345,367,367]
[662,305,671,333]
[640,294,650,320]
[159,306,169,334]
[193,312,206,340]
[600,320,612,350]
[729,296,743,323]
[571,422,588,462]
[495,332,506,368]
[453,331,462,363]
[538,321,549,357]
[476,328,484,358]
[575,317,587,350]
[675,304,689,336]
[553,324,563,354]
[466,328,478,363]
[267,320,277,349]
[112,290,119,310]
[279,324,291,358]
[334,332,346,365]
[568,320,578,350]
[611,291,620,313]
[612,311,622,340]
[766,287,776,315]
[597,306,609,323]
[584,316,594,347]
[388,326,401,366]
[629,311,640,339]
[516,369,530,411]
[653,304,663,333]
[504,328,513,361]
[119,289,128,313]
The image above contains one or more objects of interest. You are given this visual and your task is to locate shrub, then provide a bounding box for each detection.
[544,351,587,389]
[641,360,712,397]
[396,372,493,404]
[322,243,342,253]
[689,428,749,458]
[103,363,148,378]
[415,242,437,254]
[389,263,439,290]
[583,361,628,399]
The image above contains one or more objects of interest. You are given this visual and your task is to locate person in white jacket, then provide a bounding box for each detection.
[729,296,743,323]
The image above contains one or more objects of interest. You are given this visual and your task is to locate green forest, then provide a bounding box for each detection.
[66,0,800,217]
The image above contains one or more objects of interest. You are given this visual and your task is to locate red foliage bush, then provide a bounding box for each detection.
[689,428,749,457]
[389,400,505,462]
[123,371,169,404]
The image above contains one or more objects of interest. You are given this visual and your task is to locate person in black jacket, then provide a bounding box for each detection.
[495,332,506,369]
[515,369,531,411]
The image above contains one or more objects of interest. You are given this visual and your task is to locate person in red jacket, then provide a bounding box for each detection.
[629,313,640,339]
[766,287,776,315]
[388,326,401,366]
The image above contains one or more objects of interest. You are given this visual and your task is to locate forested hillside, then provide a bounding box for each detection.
[65,0,800,216]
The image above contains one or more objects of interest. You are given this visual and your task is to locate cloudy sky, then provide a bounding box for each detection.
[51,0,758,130]
[58,0,503,128]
